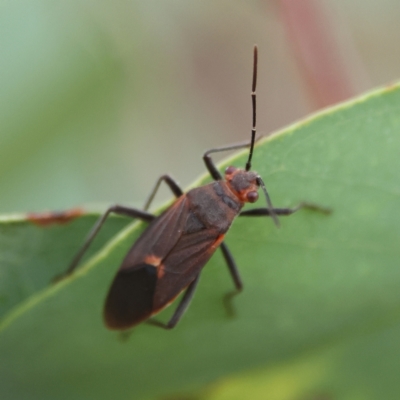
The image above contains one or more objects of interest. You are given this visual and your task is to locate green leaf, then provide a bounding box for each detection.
[0,212,131,319]
[1,83,399,400]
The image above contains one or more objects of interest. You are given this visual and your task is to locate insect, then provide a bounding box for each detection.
[59,46,328,330]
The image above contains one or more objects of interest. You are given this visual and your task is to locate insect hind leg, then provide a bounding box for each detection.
[146,274,200,329]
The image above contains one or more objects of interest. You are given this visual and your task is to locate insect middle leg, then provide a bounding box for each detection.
[203,143,262,315]
[143,174,183,210]
[220,242,244,317]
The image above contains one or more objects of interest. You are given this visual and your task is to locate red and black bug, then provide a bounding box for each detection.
[59,46,328,330]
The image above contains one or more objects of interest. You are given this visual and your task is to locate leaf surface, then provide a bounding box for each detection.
[1,84,399,400]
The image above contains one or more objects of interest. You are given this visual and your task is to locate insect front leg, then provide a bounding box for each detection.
[147,275,201,329]
[54,205,155,281]
[203,137,264,181]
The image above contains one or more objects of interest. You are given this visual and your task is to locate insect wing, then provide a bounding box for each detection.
[120,195,189,269]
[152,228,224,312]
[104,196,190,329]
[103,192,227,330]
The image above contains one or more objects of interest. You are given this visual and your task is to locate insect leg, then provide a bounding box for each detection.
[143,174,183,211]
[147,275,201,329]
[239,202,332,217]
[220,242,242,290]
[219,242,243,317]
[203,136,264,181]
[55,205,155,281]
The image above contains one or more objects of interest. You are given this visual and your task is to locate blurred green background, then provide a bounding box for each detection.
[1,0,400,214]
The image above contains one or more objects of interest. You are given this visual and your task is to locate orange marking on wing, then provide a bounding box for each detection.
[157,264,165,279]
[27,208,85,227]
[145,255,165,278]
[144,255,162,267]
[212,234,225,249]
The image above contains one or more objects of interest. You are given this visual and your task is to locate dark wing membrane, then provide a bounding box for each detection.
[120,195,189,270]
[103,196,190,330]
[104,263,157,330]
[152,228,223,312]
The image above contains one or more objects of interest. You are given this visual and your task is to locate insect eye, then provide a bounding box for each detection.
[225,166,236,175]
[246,191,259,203]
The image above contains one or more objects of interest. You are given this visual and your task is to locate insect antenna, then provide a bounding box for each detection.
[257,177,280,228]
[245,45,258,172]
[245,47,279,227]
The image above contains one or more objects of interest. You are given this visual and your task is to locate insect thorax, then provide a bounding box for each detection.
[186,182,243,233]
